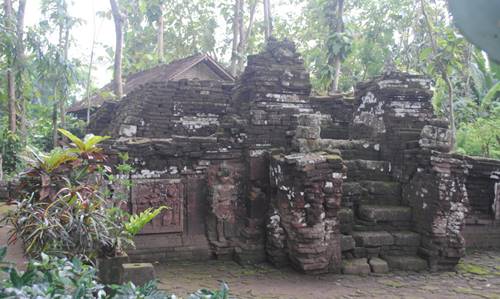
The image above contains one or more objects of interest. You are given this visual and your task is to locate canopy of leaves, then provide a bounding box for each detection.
[1,0,499,167]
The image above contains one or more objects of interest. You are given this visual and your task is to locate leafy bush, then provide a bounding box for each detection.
[0,247,230,299]
[0,248,170,299]
[456,107,500,159]
[0,128,24,176]
[26,109,87,153]
[108,281,171,299]
[3,129,165,262]
[0,250,106,298]
[189,283,230,299]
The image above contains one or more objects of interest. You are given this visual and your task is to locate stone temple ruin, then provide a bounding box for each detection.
[86,39,500,274]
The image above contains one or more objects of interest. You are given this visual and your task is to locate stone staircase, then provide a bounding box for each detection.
[330,139,428,273]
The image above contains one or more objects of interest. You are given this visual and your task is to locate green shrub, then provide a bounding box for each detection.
[3,129,165,262]
[108,280,171,299]
[189,283,230,299]
[456,108,500,159]
[0,129,24,176]
[0,247,230,299]
[0,248,171,298]
[0,250,106,298]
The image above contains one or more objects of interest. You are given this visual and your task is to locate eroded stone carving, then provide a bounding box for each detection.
[131,179,184,234]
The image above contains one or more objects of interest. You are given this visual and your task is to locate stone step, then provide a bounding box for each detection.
[338,208,354,234]
[345,160,392,181]
[341,234,356,252]
[353,221,412,232]
[341,258,371,274]
[360,198,401,206]
[382,245,419,257]
[358,205,411,223]
[342,182,363,208]
[319,139,381,160]
[343,181,402,208]
[352,231,394,247]
[382,255,428,272]
[383,231,421,256]
[369,257,389,273]
[391,231,421,247]
[358,181,401,205]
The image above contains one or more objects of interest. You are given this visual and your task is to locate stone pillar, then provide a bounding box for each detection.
[403,150,469,270]
[267,152,344,273]
[352,72,435,178]
[495,179,500,221]
[233,37,313,151]
[235,149,270,264]
[232,38,315,264]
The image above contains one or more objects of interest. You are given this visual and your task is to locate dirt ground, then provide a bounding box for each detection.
[0,203,28,270]
[156,251,500,299]
[2,202,500,299]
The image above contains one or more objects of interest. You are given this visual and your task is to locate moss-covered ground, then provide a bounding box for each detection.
[156,250,500,298]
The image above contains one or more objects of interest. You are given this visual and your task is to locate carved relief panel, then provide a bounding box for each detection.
[131,178,184,234]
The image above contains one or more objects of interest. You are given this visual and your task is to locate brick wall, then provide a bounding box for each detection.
[86,39,500,271]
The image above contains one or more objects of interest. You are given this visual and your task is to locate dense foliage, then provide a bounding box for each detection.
[0,247,230,298]
[0,0,499,176]
[3,130,165,262]
[1,251,106,298]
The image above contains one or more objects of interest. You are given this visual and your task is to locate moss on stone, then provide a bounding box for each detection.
[457,262,491,275]
[325,154,342,162]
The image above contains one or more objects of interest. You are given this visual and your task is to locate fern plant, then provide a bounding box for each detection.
[124,206,169,236]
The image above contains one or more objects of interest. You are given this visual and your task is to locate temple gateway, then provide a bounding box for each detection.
[87,39,500,274]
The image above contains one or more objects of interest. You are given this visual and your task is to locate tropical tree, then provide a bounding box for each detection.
[263,0,272,40]
[110,0,124,100]
[111,0,220,75]
[326,0,347,94]
[3,0,18,134]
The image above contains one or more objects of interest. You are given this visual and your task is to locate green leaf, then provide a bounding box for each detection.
[10,269,23,288]
[481,81,500,110]
[490,60,500,80]
[118,152,129,162]
[0,246,6,261]
[39,148,77,173]
[58,128,85,150]
[21,270,36,284]
[125,206,169,236]
[83,135,111,150]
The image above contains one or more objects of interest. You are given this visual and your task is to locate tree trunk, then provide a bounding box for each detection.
[331,57,341,93]
[230,0,241,76]
[16,0,27,138]
[263,0,272,41]
[86,4,97,125]
[52,100,58,148]
[4,0,16,134]
[443,73,456,148]
[52,7,65,146]
[157,2,164,63]
[110,0,124,100]
[60,14,70,130]
[237,0,257,73]
[329,0,344,94]
[420,0,455,149]
[235,0,245,74]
